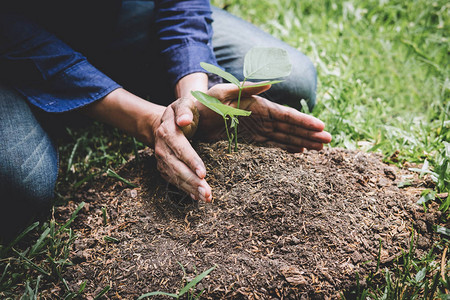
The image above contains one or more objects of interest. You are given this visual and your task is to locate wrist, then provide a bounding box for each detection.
[80,88,165,147]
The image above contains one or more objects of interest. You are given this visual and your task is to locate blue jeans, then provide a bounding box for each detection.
[0,2,317,241]
[0,85,58,242]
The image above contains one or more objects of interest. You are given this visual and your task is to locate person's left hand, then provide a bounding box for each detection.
[195,83,332,153]
[153,97,211,202]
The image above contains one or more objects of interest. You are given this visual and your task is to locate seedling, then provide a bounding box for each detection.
[190,91,251,153]
[192,47,292,152]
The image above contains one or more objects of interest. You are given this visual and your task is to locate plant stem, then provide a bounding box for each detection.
[237,80,245,109]
[234,123,238,152]
[234,81,246,152]
[224,117,232,154]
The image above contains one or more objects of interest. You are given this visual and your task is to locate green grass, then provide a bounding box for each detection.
[1,0,449,298]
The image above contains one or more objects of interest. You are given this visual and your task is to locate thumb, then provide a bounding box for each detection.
[172,97,199,139]
[173,97,194,127]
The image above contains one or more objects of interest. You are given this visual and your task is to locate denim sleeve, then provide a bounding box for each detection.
[0,13,121,113]
[154,0,219,86]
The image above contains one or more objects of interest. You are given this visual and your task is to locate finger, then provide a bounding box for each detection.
[248,96,326,132]
[157,153,212,202]
[246,113,332,144]
[172,97,195,127]
[265,131,326,150]
[273,121,332,144]
[172,98,200,139]
[157,109,206,178]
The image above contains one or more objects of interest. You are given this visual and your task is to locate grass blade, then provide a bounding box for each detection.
[138,291,179,299]
[1,222,39,256]
[30,227,51,256]
[178,265,216,297]
[93,285,111,300]
[12,248,50,276]
[106,169,137,188]
[57,202,85,234]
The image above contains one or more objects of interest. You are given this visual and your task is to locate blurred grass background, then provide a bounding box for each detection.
[215,0,449,167]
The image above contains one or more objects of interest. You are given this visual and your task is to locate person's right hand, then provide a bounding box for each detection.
[195,83,332,153]
[153,97,212,202]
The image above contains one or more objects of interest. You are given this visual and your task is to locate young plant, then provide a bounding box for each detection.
[192,47,292,152]
[190,91,251,153]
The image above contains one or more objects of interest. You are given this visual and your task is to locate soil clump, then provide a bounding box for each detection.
[56,142,435,299]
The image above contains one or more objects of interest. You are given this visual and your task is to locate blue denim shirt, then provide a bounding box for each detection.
[0,0,217,112]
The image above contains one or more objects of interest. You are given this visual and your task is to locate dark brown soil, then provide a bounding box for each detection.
[54,142,436,299]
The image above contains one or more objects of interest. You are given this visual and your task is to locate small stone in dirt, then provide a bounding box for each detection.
[71,250,87,264]
[127,189,138,198]
[280,266,308,286]
[377,177,391,187]
[351,251,363,264]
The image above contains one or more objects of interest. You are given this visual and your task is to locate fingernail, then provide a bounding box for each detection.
[198,186,206,201]
[190,193,196,201]
[206,194,212,203]
[196,168,206,178]
[177,114,192,125]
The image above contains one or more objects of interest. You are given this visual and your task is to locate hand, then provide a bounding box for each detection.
[195,83,332,152]
[153,97,212,202]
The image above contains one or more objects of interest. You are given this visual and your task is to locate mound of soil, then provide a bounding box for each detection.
[57,142,435,299]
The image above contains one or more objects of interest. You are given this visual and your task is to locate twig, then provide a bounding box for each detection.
[441,246,448,294]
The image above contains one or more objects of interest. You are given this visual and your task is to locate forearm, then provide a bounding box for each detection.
[175,72,208,99]
[80,88,165,147]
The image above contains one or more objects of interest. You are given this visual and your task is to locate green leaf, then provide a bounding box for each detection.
[417,192,435,205]
[178,266,216,297]
[137,291,178,299]
[191,91,225,117]
[191,91,251,118]
[230,116,239,129]
[241,80,283,88]
[200,62,240,86]
[436,225,450,236]
[415,267,426,282]
[243,47,292,80]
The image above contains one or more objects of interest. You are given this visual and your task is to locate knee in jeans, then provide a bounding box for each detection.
[288,52,317,111]
[0,141,57,241]
[263,50,317,111]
